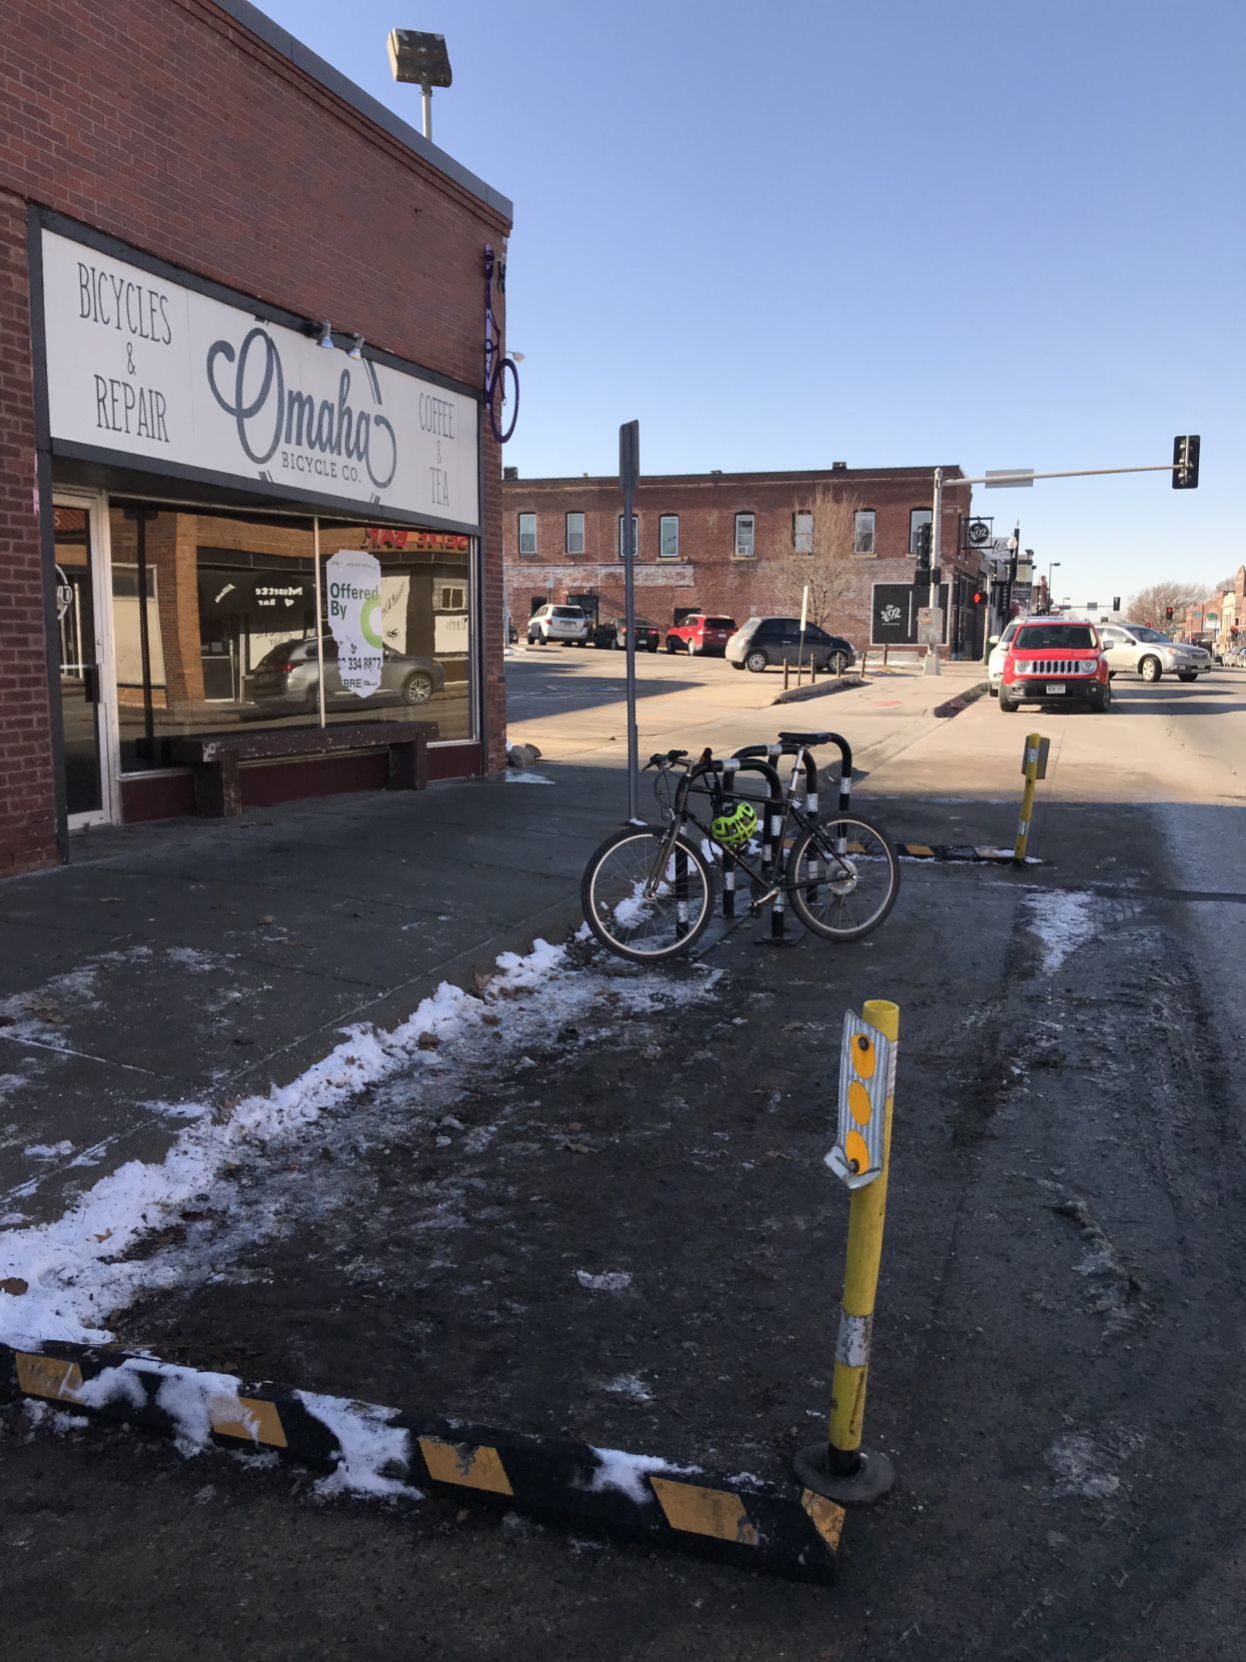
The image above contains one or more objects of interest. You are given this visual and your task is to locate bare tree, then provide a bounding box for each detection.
[775,486,863,628]
[1126,580,1212,629]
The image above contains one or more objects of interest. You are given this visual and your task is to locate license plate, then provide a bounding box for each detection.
[1045,683,1065,694]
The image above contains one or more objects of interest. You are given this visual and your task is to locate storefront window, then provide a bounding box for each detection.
[315,521,472,742]
[108,504,472,770]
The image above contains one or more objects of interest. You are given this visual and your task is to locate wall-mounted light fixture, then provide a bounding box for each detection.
[347,334,365,361]
[314,320,335,350]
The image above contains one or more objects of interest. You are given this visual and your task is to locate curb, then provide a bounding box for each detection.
[0,1341,845,1581]
[771,676,858,706]
[896,842,1043,865]
[932,681,989,718]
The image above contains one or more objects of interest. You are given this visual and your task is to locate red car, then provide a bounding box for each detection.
[665,613,737,656]
[999,618,1111,713]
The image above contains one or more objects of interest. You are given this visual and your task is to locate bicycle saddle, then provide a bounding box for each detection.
[776,730,833,747]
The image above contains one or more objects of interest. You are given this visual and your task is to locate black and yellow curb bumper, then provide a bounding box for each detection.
[895,842,1043,864]
[0,1341,845,1581]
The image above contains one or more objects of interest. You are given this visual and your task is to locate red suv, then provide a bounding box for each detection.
[665,613,737,656]
[999,618,1111,713]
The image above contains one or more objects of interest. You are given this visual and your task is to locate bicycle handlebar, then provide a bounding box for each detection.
[646,748,689,768]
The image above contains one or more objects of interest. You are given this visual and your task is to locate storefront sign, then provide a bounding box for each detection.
[55,565,73,621]
[40,228,479,528]
[326,549,383,696]
[870,582,949,646]
[365,527,470,554]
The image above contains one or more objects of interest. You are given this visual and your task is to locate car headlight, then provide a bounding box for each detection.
[1079,659,1099,673]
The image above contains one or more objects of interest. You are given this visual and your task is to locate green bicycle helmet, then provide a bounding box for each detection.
[711,800,758,851]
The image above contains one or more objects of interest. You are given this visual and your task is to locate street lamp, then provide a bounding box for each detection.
[1047,561,1061,609]
[387,29,453,140]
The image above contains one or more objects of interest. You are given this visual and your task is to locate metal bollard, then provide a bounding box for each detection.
[1014,733,1050,865]
[795,999,900,1504]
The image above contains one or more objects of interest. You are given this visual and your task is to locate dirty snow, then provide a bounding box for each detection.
[23,1141,73,1160]
[602,1374,654,1403]
[504,770,555,785]
[576,1270,633,1293]
[1046,1428,1142,1500]
[0,939,719,1350]
[297,1390,421,1501]
[1023,891,1096,975]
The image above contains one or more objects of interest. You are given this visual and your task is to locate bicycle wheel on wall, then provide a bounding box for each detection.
[581,828,713,962]
[489,357,520,443]
[787,816,900,941]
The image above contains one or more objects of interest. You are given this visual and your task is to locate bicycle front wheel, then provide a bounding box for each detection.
[581,827,713,963]
[787,816,899,942]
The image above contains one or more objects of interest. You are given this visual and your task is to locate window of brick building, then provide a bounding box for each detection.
[565,512,585,554]
[734,513,756,558]
[518,513,537,555]
[853,509,876,556]
[659,515,680,558]
[793,510,813,554]
[909,507,932,553]
[618,515,639,559]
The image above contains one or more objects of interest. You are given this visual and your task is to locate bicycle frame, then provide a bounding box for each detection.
[483,245,519,444]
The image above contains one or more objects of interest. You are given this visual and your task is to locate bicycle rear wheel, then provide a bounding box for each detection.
[581,827,713,963]
[787,815,899,941]
[488,356,520,443]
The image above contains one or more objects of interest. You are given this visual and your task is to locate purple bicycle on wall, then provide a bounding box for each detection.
[483,244,520,444]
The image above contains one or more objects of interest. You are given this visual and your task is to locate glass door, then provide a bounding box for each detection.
[52,495,117,827]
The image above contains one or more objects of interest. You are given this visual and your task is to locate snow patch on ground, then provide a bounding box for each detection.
[504,770,555,785]
[587,1446,699,1503]
[297,1390,421,1501]
[23,1141,73,1160]
[576,1269,632,1293]
[602,1373,653,1403]
[1023,891,1096,975]
[1046,1427,1143,1500]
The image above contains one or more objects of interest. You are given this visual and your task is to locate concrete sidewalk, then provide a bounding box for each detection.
[0,769,614,1231]
[0,659,985,1234]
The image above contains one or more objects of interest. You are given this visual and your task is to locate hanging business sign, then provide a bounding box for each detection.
[326,549,384,697]
[39,226,479,528]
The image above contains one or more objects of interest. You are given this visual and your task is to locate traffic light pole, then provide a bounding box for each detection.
[924,468,944,677]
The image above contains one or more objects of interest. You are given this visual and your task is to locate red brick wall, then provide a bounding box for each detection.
[0,0,512,870]
[503,469,976,649]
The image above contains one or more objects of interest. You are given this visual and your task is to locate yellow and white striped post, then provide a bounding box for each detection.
[1013,733,1050,865]
[795,998,899,1504]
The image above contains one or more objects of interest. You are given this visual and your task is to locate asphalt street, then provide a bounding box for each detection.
[3,658,1245,1660]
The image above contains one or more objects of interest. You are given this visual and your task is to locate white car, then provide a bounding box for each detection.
[1098,623,1212,684]
[527,603,590,646]
[987,620,1020,695]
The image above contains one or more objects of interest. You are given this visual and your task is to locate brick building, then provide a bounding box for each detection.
[1,0,513,876]
[502,464,983,656]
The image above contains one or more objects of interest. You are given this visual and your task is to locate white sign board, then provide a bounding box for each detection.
[40,229,479,527]
[326,550,383,697]
[917,606,943,646]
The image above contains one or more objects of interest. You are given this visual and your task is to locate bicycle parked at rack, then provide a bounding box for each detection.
[483,244,520,444]
[581,731,899,963]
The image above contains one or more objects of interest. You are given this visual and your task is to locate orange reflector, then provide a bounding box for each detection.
[848,1081,872,1126]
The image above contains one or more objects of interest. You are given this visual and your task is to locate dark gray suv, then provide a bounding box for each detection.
[726,616,857,674]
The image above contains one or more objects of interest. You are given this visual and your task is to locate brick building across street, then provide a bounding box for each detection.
[503,464,984,656]
[1,0,513,876]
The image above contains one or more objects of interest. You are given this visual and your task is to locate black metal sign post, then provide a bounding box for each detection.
[620,420,640,821]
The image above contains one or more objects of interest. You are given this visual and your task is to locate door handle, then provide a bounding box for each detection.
[82,664,101,704]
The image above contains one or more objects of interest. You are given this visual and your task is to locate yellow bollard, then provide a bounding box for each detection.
[1013,733,1050,865]
[795,999,899,1504]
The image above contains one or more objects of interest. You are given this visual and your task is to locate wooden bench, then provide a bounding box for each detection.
[166,720,438,817]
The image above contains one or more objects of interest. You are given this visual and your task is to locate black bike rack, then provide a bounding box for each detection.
[732,736,855,943]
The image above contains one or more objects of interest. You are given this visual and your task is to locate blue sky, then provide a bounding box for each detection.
[262,0,1243,605]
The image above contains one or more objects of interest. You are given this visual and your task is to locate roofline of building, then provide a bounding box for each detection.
[216,0,513,223]
[504,466,969,488]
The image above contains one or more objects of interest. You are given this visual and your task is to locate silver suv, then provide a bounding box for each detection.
[1098,623,1212,684]
[527,603,590,646]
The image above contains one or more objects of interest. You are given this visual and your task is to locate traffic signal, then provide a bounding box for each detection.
[1172,434,1200,489]
[972,590,986,606]
[1113,596,1120,611]
[914,524,932,560]
[1165,606,1174,620]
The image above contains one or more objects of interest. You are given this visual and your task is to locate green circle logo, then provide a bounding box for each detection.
[360,593,384,650]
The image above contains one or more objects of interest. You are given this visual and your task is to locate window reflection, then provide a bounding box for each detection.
[108,505,472,771]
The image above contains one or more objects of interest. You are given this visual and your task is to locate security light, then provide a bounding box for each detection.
[387,29,452,139]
